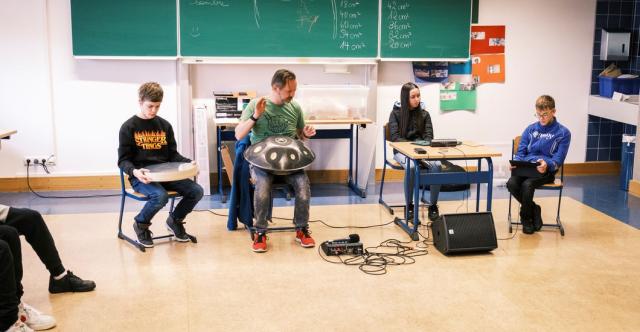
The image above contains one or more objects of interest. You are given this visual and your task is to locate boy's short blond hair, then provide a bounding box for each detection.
[138,82,163,102]
[535,95,555,110]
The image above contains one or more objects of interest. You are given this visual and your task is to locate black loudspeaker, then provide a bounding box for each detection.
[431,212,497,255]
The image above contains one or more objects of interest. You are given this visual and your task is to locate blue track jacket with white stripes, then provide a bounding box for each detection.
[514,117,571,173]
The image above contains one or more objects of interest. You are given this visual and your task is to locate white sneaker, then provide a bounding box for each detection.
[5,319,34,332]
[18,303,56,331]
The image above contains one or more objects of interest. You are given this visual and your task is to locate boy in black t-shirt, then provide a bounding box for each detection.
[117,82,204,248]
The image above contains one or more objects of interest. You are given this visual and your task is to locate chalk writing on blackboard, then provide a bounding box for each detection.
[191,0,230,7]
[337,0,367,51]
[386,1,413,49]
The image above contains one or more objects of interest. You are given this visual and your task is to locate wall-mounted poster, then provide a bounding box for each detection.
[448,61,472,83]
[471,25,505,55]
[471,53,505,83]
[440,81,477,111]
[413,62,448,83]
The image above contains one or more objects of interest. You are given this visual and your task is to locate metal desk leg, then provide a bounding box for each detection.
[217,127,226,203]
[476,159,481,212]
[393,156,420,241]
[347,124,366,198]
[412,159,421,237]
[486,158,494,211]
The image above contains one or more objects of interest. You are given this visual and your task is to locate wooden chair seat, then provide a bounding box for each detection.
[125,188,179,199]
[541,180,563,188]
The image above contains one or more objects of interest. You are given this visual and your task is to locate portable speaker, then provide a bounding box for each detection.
[431,212,497,255]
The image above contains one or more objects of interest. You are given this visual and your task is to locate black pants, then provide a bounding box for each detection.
[4,207,65,277]
[0,226,21,330]
[506,172,555,222]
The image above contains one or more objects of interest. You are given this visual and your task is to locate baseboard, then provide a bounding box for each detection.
[630,179,640,197]
[0,170,349,192]
[0,161,624,192]
[563,161,620,175]
[0,175,123,192]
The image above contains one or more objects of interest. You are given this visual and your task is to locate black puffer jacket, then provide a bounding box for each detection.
[388,101,434,143]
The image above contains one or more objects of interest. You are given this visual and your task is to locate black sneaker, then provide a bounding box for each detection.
[406,205,420,224]
[533,204,543,231]
[133,222,154,248]
[428,204,440,221]
[166,215,189,242]
[48,271,96,294]
[522,219,535,234]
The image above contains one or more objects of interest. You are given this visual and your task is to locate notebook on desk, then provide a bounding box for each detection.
[509,160,543,178]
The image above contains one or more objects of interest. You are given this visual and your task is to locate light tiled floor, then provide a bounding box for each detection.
[17,198,640,331]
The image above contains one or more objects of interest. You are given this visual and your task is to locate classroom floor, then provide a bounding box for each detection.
[2,175,640,331]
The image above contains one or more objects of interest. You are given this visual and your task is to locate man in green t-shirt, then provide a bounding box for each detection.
[235,69,316,253]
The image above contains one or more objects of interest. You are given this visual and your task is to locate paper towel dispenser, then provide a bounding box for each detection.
[600,29,631,61]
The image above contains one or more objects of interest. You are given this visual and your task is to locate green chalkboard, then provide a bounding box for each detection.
[380,0,472,59]
[71,0,177,56]
[180,0,378,57]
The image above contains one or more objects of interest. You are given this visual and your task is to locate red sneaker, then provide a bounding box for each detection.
[295,227,315,248]
[252,232,267,253]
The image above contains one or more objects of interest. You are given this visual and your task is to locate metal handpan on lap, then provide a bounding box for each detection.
[244,135,315,175]
[145,162,198,182]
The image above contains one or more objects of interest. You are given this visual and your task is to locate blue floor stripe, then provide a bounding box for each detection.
[1,175,638,229]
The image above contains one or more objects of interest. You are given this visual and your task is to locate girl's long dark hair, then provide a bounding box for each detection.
[399,82,424,138]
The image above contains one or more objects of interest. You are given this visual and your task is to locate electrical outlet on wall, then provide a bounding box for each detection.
[23,155,56,166]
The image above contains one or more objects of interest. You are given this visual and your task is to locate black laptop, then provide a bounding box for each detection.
[509,160,543,178]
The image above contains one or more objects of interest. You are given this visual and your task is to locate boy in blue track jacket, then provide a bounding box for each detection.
[507,95,571,234]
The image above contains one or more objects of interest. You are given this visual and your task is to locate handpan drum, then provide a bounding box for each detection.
[244,136,315,175]
[144,162,198,182]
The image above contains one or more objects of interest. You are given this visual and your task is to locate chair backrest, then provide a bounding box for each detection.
[512,136,564,186]
[119,169,128,195]
[384,123,392,142]
[383,123,391,159]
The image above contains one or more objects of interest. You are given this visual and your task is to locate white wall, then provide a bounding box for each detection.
[191,63,375,173]
[0,0,596,183]
[0,0,182,177]
[0,0,54,175]
[376,0,595,179]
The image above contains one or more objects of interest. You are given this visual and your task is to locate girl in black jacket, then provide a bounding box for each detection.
[388,82,441,221]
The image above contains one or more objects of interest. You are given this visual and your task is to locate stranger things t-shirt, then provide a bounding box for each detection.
[117,115,190,177]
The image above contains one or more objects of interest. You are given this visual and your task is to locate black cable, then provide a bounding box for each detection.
[318,236,429,275]
[41,163,50,174]
[25,162,120,199]
[194,208,397,229]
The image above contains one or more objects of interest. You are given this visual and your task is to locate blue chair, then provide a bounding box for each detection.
[117,169,197,252]
[378,123,427,215]
[226,136,295,238]
[507,136,565,236]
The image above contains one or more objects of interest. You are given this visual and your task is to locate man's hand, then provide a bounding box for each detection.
[302,125,316,139]
[133,168,152,184]
[536,159,548,174]
[255,97,267,118]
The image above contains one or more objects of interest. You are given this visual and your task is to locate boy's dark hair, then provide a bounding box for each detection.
[271,69,296,88]
[138,82,163,102]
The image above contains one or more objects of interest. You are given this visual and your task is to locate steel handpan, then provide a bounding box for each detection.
[244,136,315,175]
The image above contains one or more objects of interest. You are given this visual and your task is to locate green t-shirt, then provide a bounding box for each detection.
[240,98,305,144]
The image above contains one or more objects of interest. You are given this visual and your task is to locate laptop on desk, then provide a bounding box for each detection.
[430,138,459,147]
[509,160,543,178]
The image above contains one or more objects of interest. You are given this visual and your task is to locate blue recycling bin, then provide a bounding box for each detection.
[620,135,636,191]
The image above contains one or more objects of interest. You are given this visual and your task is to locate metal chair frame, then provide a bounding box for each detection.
[378,123,427,215]
[117,169,197,252]
[507,136,565,236]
